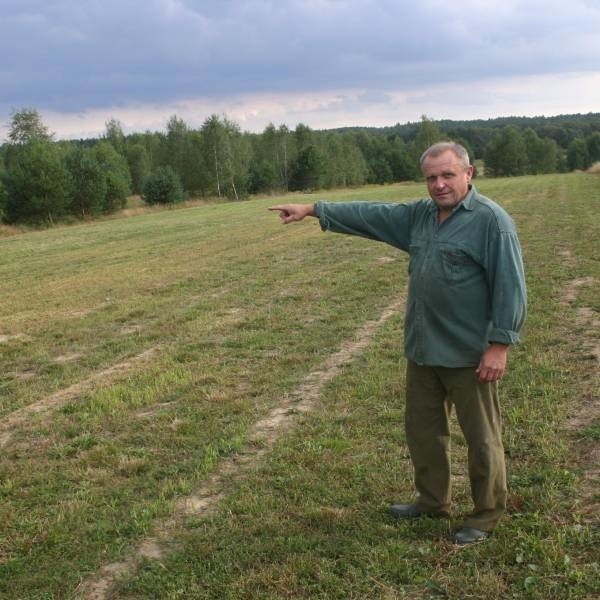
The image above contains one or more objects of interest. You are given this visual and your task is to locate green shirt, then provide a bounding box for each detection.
[315,186,527,367]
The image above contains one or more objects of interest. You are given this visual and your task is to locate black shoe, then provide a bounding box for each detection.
[388,503,448,520]
[453,527,490,545]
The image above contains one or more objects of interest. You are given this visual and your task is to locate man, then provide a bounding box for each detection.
[269,141,526,545]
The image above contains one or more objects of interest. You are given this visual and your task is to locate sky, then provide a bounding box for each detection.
[1,0,600,141]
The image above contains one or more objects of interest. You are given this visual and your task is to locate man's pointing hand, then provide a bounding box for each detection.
[268,204,315,224]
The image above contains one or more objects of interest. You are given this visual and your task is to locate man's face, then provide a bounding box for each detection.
[422,150,473,212]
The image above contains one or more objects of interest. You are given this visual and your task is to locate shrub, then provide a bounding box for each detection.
[3,140,72,224]
[142,166,185,204]
[92,141,132,212]
[66,147,107,217]
[126,143,151,195]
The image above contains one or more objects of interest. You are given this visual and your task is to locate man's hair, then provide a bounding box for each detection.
[420,142,470,170]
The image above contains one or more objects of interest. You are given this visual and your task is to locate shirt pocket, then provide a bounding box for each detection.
[440,246,481,284]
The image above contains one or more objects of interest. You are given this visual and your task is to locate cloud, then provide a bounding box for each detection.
[1,0,599,138]
[11,71,596,143]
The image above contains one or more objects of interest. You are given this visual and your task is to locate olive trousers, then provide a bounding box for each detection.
[405,360,507,531]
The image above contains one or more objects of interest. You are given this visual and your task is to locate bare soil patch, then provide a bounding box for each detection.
[559,276,595,306]
[119,324,142,336]
[0,333,31,344]
[557,248,577,268]
[54,353,84,364]
[64,304,110,319]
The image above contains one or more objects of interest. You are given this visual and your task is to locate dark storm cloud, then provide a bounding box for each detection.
[1,0,599,137]
[2,0,599,109]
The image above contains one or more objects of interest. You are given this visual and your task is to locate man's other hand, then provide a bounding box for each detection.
[476,343,509,383]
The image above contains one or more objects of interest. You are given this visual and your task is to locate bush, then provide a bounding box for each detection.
[142,166,185,204]
[66,147,107,217]
[3,140,73,224]
[92,141,131,212]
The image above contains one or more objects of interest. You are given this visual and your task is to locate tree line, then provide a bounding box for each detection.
[1,109,599,225]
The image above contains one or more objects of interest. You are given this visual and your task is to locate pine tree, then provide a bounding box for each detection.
[4,141,72,224]
[67,147,107,217]
[126,144,151,195]
[484,126,527,176]
[92,141,132,212]
[412,115,445,164]
[104,118,127,156]
[3,110,72,224]
[566,138,590,171]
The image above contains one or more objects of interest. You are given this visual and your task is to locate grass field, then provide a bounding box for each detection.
[0,173,598,599]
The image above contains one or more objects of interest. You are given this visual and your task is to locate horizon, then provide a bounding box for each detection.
[3,108,599,145]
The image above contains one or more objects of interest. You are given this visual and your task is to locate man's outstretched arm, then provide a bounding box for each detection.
[268,203,316,224]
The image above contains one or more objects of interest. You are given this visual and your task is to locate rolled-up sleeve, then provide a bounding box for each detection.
[486,229,527,345]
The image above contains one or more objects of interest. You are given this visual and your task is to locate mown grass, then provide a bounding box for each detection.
[0,173,598,599]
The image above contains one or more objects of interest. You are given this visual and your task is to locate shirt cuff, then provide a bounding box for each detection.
[314,201,329,230]
[488,328,520,345]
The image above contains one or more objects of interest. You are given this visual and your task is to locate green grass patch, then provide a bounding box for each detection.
[0,173,598,598]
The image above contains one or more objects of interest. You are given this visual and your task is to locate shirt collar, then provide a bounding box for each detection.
[428,184,476,214]
[461,185,476,211]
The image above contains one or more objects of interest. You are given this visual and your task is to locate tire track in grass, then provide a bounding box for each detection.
[0,294,249,445]
[0,347,161,449]
[76,296,405,600]
[559,250,599,522]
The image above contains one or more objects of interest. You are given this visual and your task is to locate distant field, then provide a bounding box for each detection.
[0,173,598,599]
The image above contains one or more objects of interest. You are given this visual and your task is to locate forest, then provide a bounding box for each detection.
[1,109,599,225]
